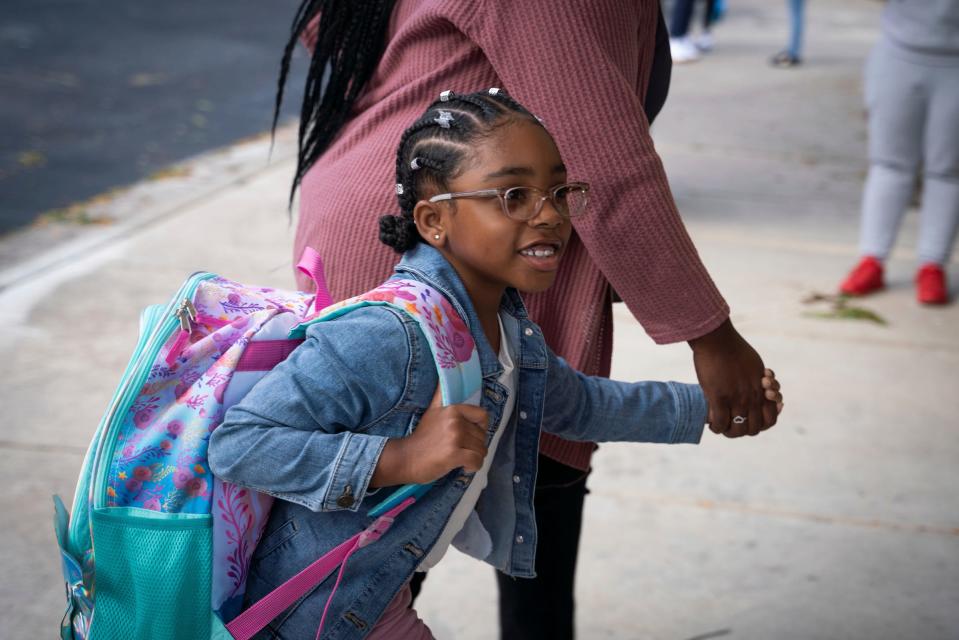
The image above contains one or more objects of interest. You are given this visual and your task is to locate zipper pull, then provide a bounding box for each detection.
[167,298,197,366]
[175,298,197,331]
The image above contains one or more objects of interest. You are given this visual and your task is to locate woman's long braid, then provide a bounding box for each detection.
[274,0,399,205]
[379,89,546,253]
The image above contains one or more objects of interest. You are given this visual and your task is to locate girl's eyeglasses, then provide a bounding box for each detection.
[429,182,590,221]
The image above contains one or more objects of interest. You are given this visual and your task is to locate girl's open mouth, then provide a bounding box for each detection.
[518,243,563,271]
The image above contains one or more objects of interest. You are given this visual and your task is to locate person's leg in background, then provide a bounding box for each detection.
[496,455,590,640]
[914,57,959,304]
[772,0,806,66]
[841,40,926,296]
[669,0,701,63]
[788,0,805,60]
[695,0,718,52]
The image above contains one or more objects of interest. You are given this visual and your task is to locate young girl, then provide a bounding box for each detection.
[209,89,782,639]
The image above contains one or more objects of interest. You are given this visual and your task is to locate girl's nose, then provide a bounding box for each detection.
[529,196,565,227]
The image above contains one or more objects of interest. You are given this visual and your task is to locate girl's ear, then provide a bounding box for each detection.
[413,200,447,247]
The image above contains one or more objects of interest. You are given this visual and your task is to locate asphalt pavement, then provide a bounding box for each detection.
[0,0,304,234]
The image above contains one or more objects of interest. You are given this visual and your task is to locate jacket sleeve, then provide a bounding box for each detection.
[541,348,707,445]
[463,0,729,343]
[208,307,410,513]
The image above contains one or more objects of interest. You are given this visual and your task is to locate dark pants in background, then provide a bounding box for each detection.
[669,0,718,38]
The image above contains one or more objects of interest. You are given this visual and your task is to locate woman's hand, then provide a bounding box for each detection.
[689,319,783,437]
[371,385,489,487]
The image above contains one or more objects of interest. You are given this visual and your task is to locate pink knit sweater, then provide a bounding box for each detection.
[294,0,729,471]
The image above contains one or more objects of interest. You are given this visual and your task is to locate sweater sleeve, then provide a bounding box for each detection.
[462,0,729,344]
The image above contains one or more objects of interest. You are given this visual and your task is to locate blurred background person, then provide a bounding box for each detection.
[669,0,722,63]
[839,0,959,304]
[771,0,807,67]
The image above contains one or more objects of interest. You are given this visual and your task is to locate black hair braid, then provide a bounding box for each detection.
[274,0,399,206]
[380,118,455,253]
[378,90,546,253]
[447,92,500,119]
[274,0,322,131]
[488,93,537,120]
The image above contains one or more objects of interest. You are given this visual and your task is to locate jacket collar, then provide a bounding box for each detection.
[393,243,530,379]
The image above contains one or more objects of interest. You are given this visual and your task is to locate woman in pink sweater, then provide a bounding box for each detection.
[274,1,782,637]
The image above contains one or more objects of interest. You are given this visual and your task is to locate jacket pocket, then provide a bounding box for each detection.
[253,517,298,563]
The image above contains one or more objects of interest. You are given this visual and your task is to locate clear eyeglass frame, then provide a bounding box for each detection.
[428,182,590,221]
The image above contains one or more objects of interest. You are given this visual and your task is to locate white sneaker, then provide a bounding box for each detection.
[694,31,715,52]
[670,36,701,63]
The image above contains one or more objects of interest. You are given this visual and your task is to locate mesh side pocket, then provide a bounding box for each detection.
[89,508,213,639]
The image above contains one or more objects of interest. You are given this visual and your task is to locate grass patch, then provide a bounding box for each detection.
[802,292,887,325]
[148,165,192,181]
[34,190,121,227]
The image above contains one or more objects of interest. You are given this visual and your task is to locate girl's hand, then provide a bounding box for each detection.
[762,368,784,417]
[371,385,489,487]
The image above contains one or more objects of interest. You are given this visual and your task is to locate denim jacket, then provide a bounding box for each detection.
[208,243,707,640]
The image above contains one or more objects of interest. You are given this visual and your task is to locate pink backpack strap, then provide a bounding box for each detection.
[219,248,328,372]
[225,498,415,640]
[297,246,334,314]
[235,340,304,371]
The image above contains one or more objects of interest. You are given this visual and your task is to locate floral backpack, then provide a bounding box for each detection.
[54,248,482,639]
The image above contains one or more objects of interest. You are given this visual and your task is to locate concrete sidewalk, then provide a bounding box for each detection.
[2,1,957,638]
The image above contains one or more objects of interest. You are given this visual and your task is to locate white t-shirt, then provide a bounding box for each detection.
[418,315,517,571]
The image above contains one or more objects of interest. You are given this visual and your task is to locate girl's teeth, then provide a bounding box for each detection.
[522,247,555,257]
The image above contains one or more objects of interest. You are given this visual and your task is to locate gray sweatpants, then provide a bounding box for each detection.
[858,37,959,265]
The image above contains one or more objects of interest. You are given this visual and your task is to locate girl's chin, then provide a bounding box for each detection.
[516,273,558,294]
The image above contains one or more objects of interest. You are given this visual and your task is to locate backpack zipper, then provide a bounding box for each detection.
[81,273,215,528]
[76,272,216,604]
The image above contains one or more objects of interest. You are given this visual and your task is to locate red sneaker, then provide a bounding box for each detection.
[840,256,885,296]
[916,263,948,305]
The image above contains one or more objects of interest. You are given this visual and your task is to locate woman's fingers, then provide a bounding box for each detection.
[709,401,731,435]
[703,369,783,438]
[762,400,779,431]
[747,399,764,436]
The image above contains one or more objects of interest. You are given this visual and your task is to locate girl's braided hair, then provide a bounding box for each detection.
[379,89,544,253]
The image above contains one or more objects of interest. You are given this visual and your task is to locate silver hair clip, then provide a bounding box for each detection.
[434,110,454,128]
[395,183,404,195]
[410,158,421,170]
[439,90,453,102]
[488,87,501,96]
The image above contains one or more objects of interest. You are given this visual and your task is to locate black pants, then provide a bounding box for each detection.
[496,455,590,640]
[669,0,718,38]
